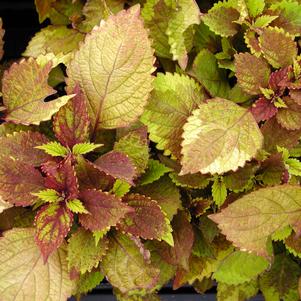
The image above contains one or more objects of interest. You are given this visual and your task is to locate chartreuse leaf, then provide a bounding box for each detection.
[67,228,108,274]
[2,58,74,125]
[141,72,205,159]
[259,27,298,68]
[181,98,263,175]
[214,251,269,285]
[72,143,103,155]
[286,158,301,176]
[35,203,73,262]
[112,179,131,198]
[244,0,265,18]
[67,5,155,130]
[101,233,160,294]
[32,189,61,203]
[203,1,240,37]
[75,271,104,296]
[210,185,301,258]
[212,177,227,207]
[0,228,74,301]
[235,53,270,95]
[66,198,89,214]
[192,49,231,98]
[36,141,68,157]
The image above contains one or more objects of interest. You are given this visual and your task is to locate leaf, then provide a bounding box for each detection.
[203,2,240,37]
[0,198,12,214]
[250,97,278,122]
[235,52,270,95]
[181,98,263,175]
[36,141,68,157]
[75,270,104,296]
[209,185,301,258]
[244,0,265,17]
[35,202,73,262]
[212,177,227,207]
[286,158,301,176]
[276,97,301,130]
[214,251,269,285]
[254,15,278,28]
[0,228,74,301]
[67,228,108,274]
[114,127,149,175]
[53,84,90,148]
[112,179,131,197]
[94,151,137,185]
[192,49,231,98]
[139,159,172,186]
[72,143,102,155]
[66,198,89,214]
[118,193,173,244]
[32,189,60,203]
[285,232,301,258]
[0,18,4,61]
[102,233,160,294]
[0,157,44,206]
[79,189,132,231]
[141,72,205,159]
[67,5,155,130]
[0,131,50,166]
[23,25,84,58]
[2,58,74,125]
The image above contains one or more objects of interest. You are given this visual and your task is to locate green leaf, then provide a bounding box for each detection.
[67,228,108,274]
[235,52,270,95]
[112,179,131,198]
[259,27,298,68]
[141,72,205,159]
[101,233,160,294]
[181,98,263,175]
[67,5,155,130]
[192,49,231,98]
[209,185,301,258]
[214,251,269,285]
[139,159,172,186]
[36,141,68,157]
[66,199,89,214]
[286,158,301,176]
[32,189,60,203]
[2,58,73,125]
[72,142,103,155]
[253,15,278,28]
[75,271,104,296]
[212,177,227,207]
[244,0,265,17]
[0,228,74,301]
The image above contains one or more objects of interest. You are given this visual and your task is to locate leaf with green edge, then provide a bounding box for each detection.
[112,179,131,197]
[202,1,240,37]
[181,98,263,175]
[23,25,84,58]
[2,58,74,125]
[0,157,44,206]
[79,189,132,232]
[0,123,31,137]
[75,270,104,296]
[212,177,227,207]
[94,151,137,185]
[139,159,172,186]
[134,175,181,221]
[213,251,269,285]
[53,84,90,148]
[286,158,301,176]
[0,228,74,301]
[141,72,205,159]
[67,5,155,131]
[0,131,51,166]
[276,97,301,130]
[244,0,265,17]
[259,27,298,68]
[235,52,270,95]
[169,172,210,189]
[72,143,103,155]
[32,189,60,203]
[35,202,73,262]
[209,185,301,258]
[192,49,231,98]
[114,127,149,175]
[244,29,261,56]
[67,228,108,274]
[0,18,4,61]
[285,232,301,258]
[118,193,173,245]
[66,198,89,214]
[36,141,68,157]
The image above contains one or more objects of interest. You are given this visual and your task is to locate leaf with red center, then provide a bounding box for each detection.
[0,157,44,206]
[0,131,50,166]
[35,202,73,262]
[2,58,73,125]
[118,193,172,242]
[53,85,90,148]
[250,97,278,122]
[79,189,132,232]
[93,151,137,185]
[42,156,79,200]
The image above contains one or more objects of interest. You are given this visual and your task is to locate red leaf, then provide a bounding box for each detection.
[79,189,133,231]
[268,67,290,92]
[53,85,90,148]
[93,151,137,185]
[42,156,79,200]
[250,97,278,122]
[0,157,44,206]
[35,202,73,262]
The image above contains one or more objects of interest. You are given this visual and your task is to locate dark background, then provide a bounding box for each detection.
[0,1,263,300]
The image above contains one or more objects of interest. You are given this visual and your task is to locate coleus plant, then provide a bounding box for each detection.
[0,0,301,300]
